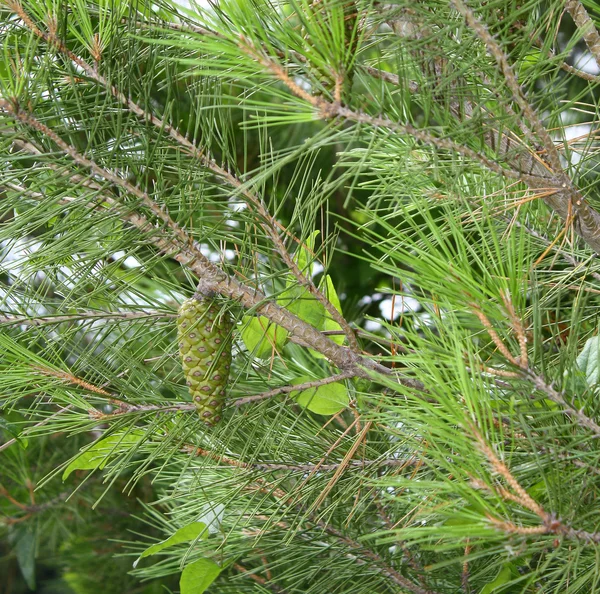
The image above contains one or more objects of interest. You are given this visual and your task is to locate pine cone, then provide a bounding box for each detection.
[177,296,232,425]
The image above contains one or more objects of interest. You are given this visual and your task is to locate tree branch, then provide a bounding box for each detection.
[182,442,435,594]
[0,101,387,379]
[0,310,174,327]
[566,0,600,70]
[233,371,355,406]
[451,0,600,255]
[5,0,359,352]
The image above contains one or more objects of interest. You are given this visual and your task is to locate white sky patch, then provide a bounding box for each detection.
[573,51,600,75]
[229,196,247,212]
[364,319,383,332]
[413,312,433,329]
[379,296,421,319]
[1,238,47,285]
[562,122,593,165]
[294,76,312,93]
[199,245,236,263]
[124,256,142,268]
[358,292,382,306]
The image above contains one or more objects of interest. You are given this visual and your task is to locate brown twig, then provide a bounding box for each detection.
[0,310,174,327]
[566,0,600,70]
[451,0,600,256]
[1,101,386,379]
[472,295,600,437]
[462,540,471,594]
[470,303,519,365]
[471,424,600,543]
[233,371,355,406]
[4,1,358,352]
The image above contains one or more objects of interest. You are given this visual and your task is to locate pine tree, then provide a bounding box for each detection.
[3,0,600,592]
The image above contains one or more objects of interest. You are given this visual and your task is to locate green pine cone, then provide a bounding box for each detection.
[177,296,232,425]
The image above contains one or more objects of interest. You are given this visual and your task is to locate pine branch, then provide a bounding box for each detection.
[181,444,435,593]
[141,15,419,94]
[0,310,174,327]
[1,100,385,378]
[452,0,600,255]
[471,424,600,544]
[508,218,600,284]
[510,18,600,84]
[566,0,600,69]
[240,31,600,258]
[233,371,355,406]
[5,0,359,352]
[525,370,600,437]
[473,295,600,438]
[241,37,534,182]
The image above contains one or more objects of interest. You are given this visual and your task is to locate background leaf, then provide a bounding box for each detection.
[180,558,222,594]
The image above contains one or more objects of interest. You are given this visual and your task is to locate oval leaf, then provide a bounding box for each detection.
[63,430,145,480]
[240,315,288,358]
[278,285,326,329]
[295,230,320,276]
[481,563,514,594]
[577,336,600,387]
[140,522,208,559]
[291,376,349,415]
[312,275,345,358]
[180,558,222,594]
[15,530,36,590]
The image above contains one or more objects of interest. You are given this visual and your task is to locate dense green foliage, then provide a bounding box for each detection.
[3,0,600,592]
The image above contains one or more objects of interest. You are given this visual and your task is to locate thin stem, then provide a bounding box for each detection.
[1,101,384,377]
[451,0,600,256]
[186,443,435,594]
[471,424,600,543]
[0,310,174,327]
[566,0,600,70]
[525,369,600,438]
[6,1,358,352]
[233,371,355,406]
[0,405,73,453]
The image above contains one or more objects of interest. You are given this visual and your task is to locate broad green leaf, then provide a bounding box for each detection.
[180,558,222,594]
[15,530,36,590]
[278,231,327,330]
[295,230,320,276]
[62,430,145,480]
[480,563,513,594]
[240,315,288,358]
[317,275,345,352]
[278,284,326,329]
[0,416,27,449]
[290,375,349,415]
[577,336,600,387]
[323,275,342,314]
[139,522,208,559]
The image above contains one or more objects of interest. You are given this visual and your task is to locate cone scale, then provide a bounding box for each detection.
[177,296,232,425]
